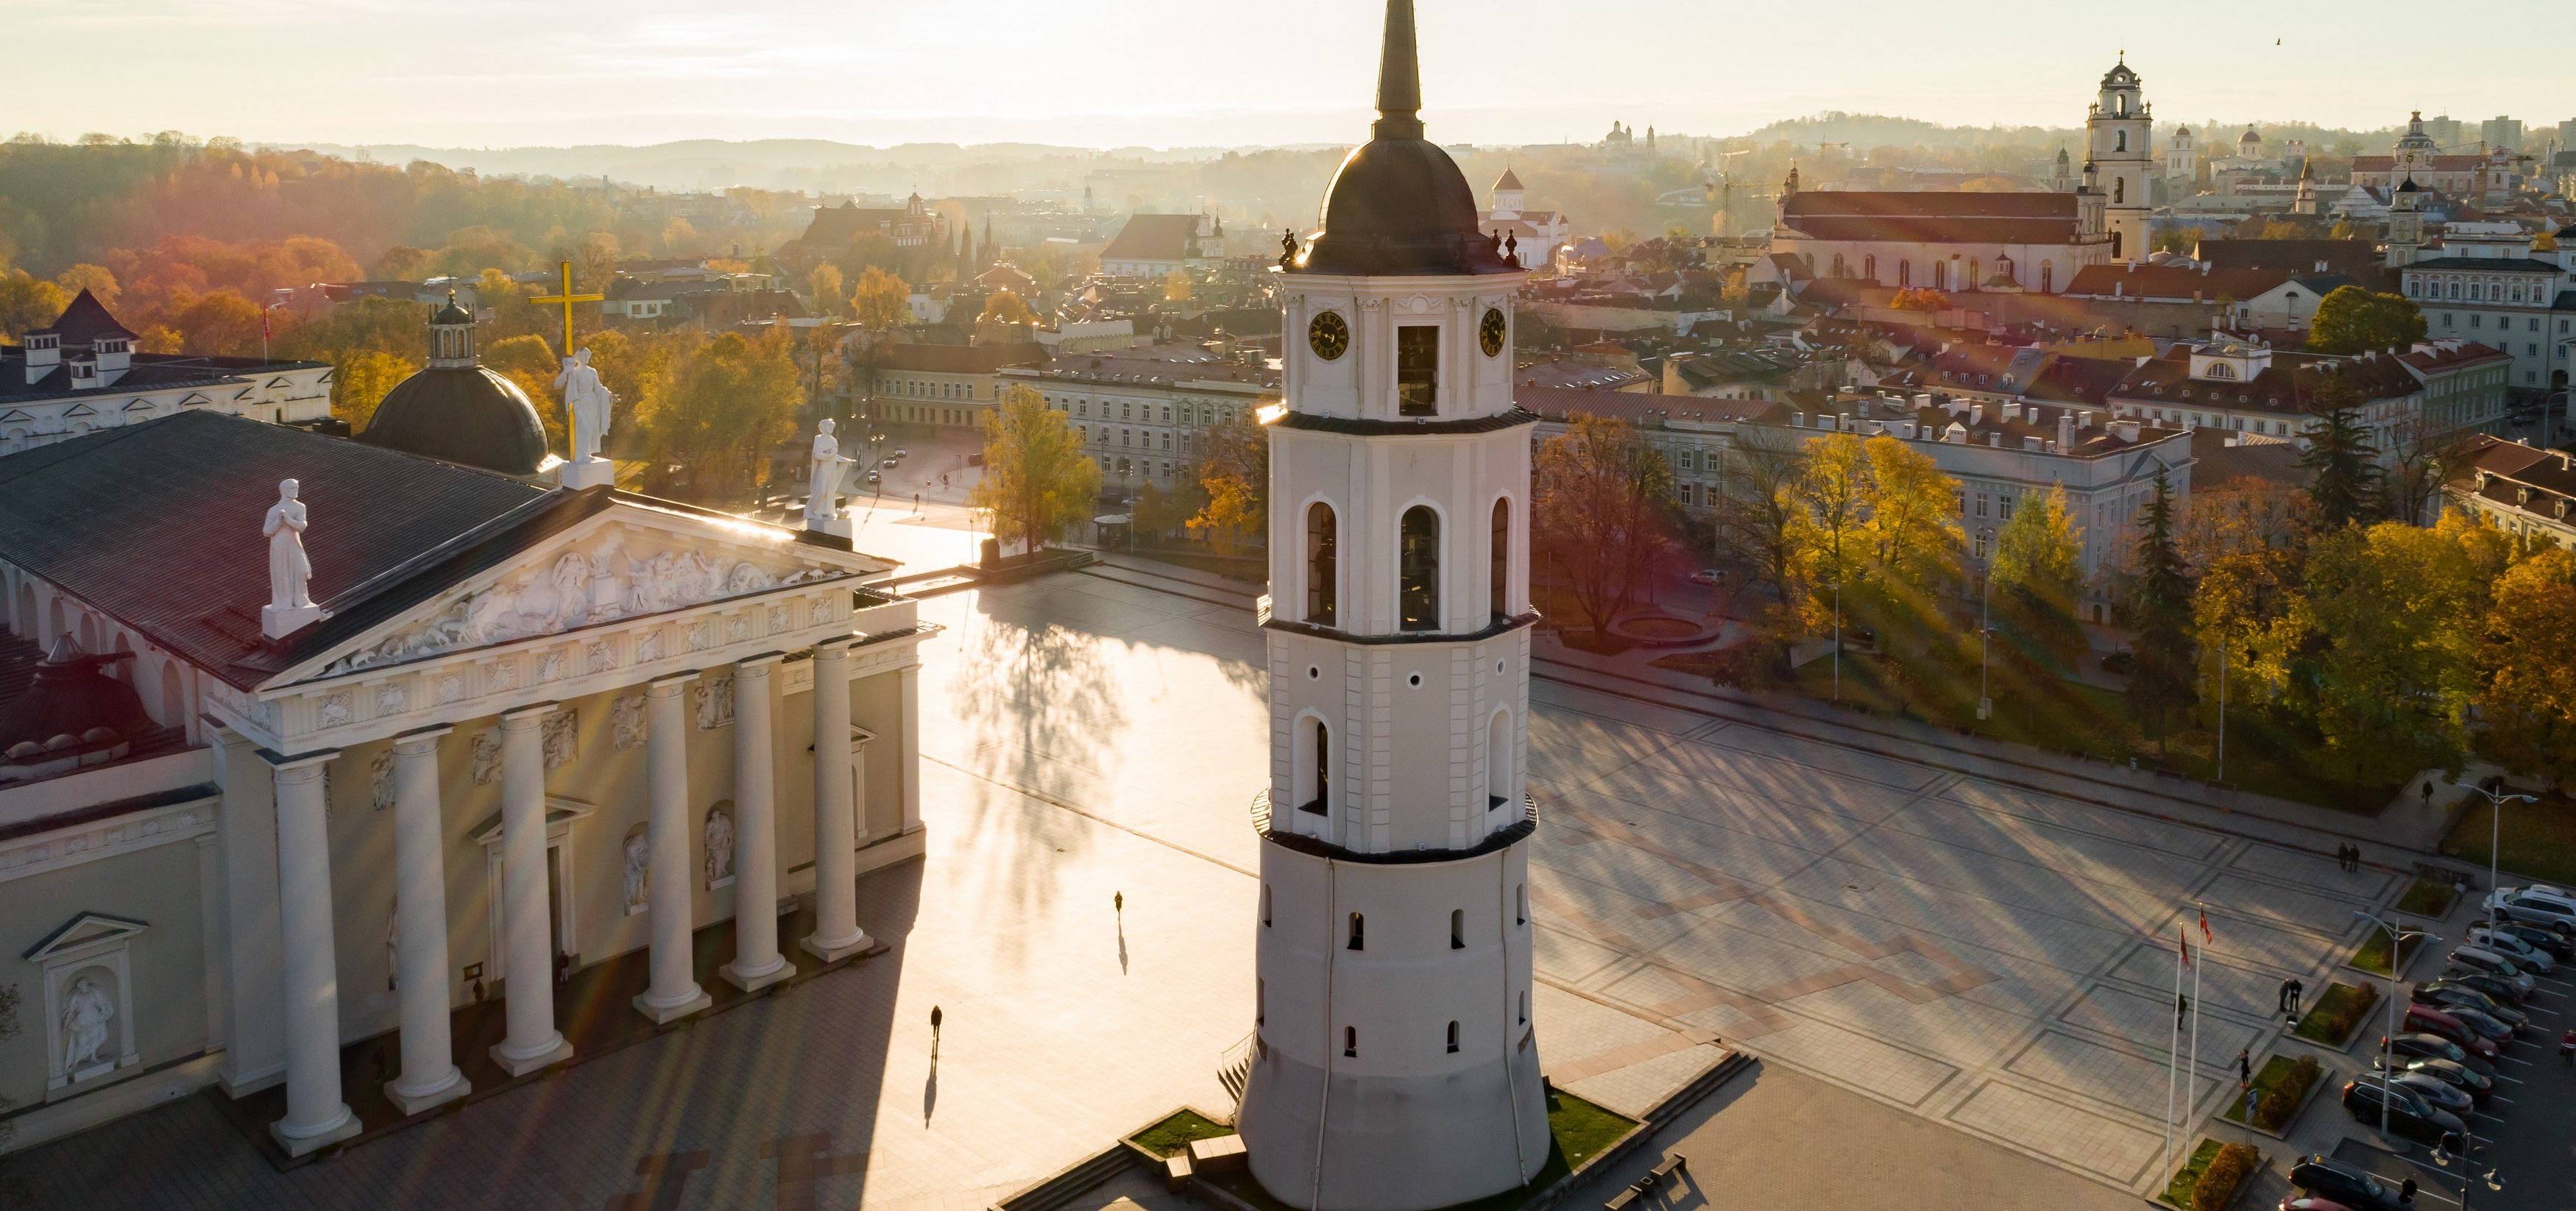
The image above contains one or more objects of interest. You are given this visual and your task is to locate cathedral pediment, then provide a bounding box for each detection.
[298,508,882,681]
[22,912,149,962]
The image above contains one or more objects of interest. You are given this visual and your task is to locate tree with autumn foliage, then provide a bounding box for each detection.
[631,330,806,504]
[2477,546,2576,789]
[1987,483,2086,672]
[1533,413,1677,635]
[970,384,1100,558]
[1185,419,1267,556]
[980,288,1037,327]
[0,271,68,338]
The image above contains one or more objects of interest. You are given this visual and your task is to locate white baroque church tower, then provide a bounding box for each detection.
[2087,57,2153,263]
[1234,2,1549,1207]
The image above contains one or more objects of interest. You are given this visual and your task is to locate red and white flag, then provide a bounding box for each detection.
[2179,926,2193,967]
[2199,907,2214,945]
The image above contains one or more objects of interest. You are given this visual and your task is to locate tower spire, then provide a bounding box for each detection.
[1373,0,1423,140]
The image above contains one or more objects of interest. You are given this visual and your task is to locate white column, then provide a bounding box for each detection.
[635,672,712,1023]
[804,639,871,962]
[266,750,360,1157]
[489,704,571,1076]
[723,655,790,992]
[897,663,922,835]
[385,726,469,1115]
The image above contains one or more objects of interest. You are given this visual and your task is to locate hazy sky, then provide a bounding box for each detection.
[6,0,2572,149]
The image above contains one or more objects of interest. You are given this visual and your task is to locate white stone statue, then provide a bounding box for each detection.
[265,479,312,611]
[804,419,859,523]
[61,976,113,1072]
[555,347,616,464]
[703,806,735,887]
[623,828,650,915]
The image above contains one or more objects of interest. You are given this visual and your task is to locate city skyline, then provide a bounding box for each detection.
[5,0,2573,150]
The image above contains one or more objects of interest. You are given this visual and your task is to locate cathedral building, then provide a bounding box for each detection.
[1483,168,1571,271]
[1235,2,1547,1207]
[0,299,927,1156]
[1767,58,2157,292]
[2351,111,2522,203]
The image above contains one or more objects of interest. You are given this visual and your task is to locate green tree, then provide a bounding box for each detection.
[170,288,263,354]
[0,269,68,338]
[2285,514,2509,786]
[1534,413,1677,634]
[2127,468,2197,746]
[634,330,805,505]
[2307,285,2426,355]
[2296,373,2384,529]
[971,385,1100,558]
[1854,434,1964,662]
[1989,483,2086,671]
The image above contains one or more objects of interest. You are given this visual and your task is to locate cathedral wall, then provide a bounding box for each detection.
[0,839,210,1126]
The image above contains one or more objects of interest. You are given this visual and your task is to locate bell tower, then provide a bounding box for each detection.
[2089,55,2153,263]
[1236,3,1548,1208]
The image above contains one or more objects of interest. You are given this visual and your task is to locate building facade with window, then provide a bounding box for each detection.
[2393,237,2576,395]
[1002,349,1278,491]
[861,341,1047,429]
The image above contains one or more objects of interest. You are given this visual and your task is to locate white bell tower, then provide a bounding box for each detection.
[1235,3,1549,1208]
[2089,56,2153,263]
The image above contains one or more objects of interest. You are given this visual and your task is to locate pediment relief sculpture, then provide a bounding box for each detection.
[319,527,834,676]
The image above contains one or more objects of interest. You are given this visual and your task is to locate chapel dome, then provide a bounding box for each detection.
[362,366,548,475]
[359,294,550,475]
[1291,0,1515,278]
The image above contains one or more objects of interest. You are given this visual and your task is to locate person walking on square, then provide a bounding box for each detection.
[2559,1027,2574,1066]
[930,1004,943,1059]
[2235,1046,2252,1087]
[2176,993,2190,1029]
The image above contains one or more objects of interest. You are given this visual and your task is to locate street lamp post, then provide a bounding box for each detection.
[2455,781,2537,928]
[2353,910,2435,1143]
[1977,573,1993,722]
[2432,1136,2502,1211]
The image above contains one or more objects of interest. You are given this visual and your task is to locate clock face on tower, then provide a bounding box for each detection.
[1479,308,1507,358]
[1308,310,1350,361]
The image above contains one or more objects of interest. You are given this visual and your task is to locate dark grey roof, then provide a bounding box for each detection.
[2400,257,2563,273]
[0,411,562,689]
[360,366,550,475]
[0,354,327,406]
[26,290,136,345]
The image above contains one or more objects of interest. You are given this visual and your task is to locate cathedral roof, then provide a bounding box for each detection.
[361,366,550,475]
[1290,0,1515,278]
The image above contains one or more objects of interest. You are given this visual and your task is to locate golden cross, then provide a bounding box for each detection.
[528,258,604,358]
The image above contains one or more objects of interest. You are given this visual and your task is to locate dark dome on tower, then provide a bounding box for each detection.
[360,294,550,475]
[1290,1,1516,278]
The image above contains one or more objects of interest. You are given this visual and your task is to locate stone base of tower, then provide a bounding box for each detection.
[1239,1041,1549,1210]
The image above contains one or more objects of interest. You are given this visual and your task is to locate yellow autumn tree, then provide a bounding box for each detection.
[970,384,1100,558]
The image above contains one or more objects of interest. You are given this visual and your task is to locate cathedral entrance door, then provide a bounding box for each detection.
[473,795,591,991]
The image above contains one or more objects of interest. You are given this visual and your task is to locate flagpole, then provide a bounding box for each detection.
[2188,911,2204,1157]
[2164,928,2182,1184]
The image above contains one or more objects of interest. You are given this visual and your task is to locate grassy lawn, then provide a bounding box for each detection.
[2394,876,2458,917]
[2293,981,2380,1046]
[2221,1054,2321,1132]
[2350,928,2426,976]
[1200,1090,1637,1210]
[2159,1138,2262,1210]
[2441,796,2576,887]
[1128,1107,1232,1158]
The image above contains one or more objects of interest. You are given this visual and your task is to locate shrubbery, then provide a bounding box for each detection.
[2193,1143,2260,1211]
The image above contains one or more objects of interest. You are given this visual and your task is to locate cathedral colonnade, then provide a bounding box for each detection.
[258,642,885,1154]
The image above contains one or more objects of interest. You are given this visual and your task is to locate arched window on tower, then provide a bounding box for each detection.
[1446,1021,1460,1054]
[1306,502,1338,627]
[1830,253,1847,278]
[1489,498,1510,625]
[1931,262,1948,291]
[1488,709,1513,809]
[2113,177,2126,205]
[1296,717,1331,814]
[2112,231,2124,260]
[1898,261,1911,288]
[1451,909,1465,949]
[1968,259,1981,291]
[1863,255,1877,282]
[1399,506,1440,632]
[2116,129,2129,152]
[2039,262,2053,293]
[1348,912,1365,951]
[1345,1026,1358,1057]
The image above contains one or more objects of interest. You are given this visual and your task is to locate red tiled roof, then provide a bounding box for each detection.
[2064,264,2301,300]
[1101,214,1203,263]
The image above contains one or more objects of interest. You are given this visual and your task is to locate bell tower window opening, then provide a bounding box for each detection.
[1306,502,1340,627]
[1396,325,1439,416]
[2115,129,2128,152]
[1348,912,1365,951]
[1489,498,1510,624]
[1399,506,1441,632]
[1297,717,1331,815]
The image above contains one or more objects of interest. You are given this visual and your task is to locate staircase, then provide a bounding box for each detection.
[1216,1031,1256,1110]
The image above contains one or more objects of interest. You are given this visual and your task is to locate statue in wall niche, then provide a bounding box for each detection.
[703,805,735,888]
[264,478,314,611]
[693,675,735,729]
[622,827,650,915]
[60,975,113,1071]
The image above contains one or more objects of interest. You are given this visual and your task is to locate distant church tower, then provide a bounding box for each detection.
[2386,177,2426,267]
[2089,56,2152,263]
[1236,2,1549,1208]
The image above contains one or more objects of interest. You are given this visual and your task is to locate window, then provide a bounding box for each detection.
[2115,129,2128,152]
[1831,253,1847,277]
[1489,710,1512,808]
[1519,990,1529,1024]
[1516,884,1528,926]
[1397,326,1439,416]
[1451,909,1465,949]
[1298,717,1331,814]
[1969,259,1981,288]
[1347,912,1365,951]
[1999,495,2015,522]
[1975,491,1989,518]
[1898,261,1911,288]
[2039,262,2053,293]
[1257,979,1265,1024]
[1262,885,1273,926]
[1344,1026,1357,1057]
[1446,1021,1461,1054]
[1399,506,1440,631]
[1490,498,1510,623]
[1306,502,1339,626]
[1863,255,1877,281]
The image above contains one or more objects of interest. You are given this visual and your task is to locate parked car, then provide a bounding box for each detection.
[863,469,882,485]
[2101,650,2137,675]
[2445,1004,2517,1043]
[2483,919,2575,961]
[2438,967,2531,1006]
[1688,569,1723,586]
[2402,1001,2474,1045]
[2445,946,2537,997]
[2486,885,2576,930]
[2413,981,2529,1030]
[2370,1054,2494,1103]
[892,448,908,461]
[2340,1078,2466,1146]
[2382,1033,2496,1076]
[2464,926,2556,973]
[2383,1070,2474,1114]
[2281,1199,2359,1211]
[2290,1155,2409,1211]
